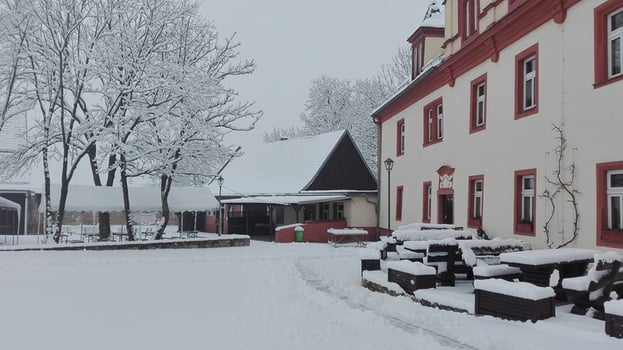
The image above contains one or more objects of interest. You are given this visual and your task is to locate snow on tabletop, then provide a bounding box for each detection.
[474,279,555,300]
[386,260,436,275]
[362,270,405,294]
[403,241,429,250]
[359,248,381,260]
[458,238,527,267]
[327,228,368,235]
[427,238,458,247]
[604,299,623,316]
[396,246,425,259]
[379,236,397,244]
[473,264,521,277]
[366,241,387,250]
[561,275,590,291]
[397,222,459,230]
[392,228,472,242]
[499,248,598,266]
[594,251,623,263]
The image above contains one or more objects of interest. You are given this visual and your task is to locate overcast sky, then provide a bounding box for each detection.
[199,0,430,150]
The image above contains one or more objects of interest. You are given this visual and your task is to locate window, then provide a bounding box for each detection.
[594,1,623,88]
[596,161,623,248]
[470,74,487,133]
[322,203,330,220]
[423,98,443,146]
[413,42,424,77]
[594,0,623,88]
[515,44,539,119]
[459,0,479,45]
[422,181,432,223]
[396,186,404,221]
[514,169,536,235]
[468,175,484,228]
[609,10,623,77]
[336,203,344,219]
[396,119,405,156]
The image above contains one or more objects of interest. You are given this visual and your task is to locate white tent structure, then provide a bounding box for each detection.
[41,184,219,213]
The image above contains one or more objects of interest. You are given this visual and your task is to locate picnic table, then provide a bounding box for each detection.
[499,248,598,288]
[327,228,368,247]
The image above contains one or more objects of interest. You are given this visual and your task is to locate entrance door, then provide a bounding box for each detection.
[440,194,454,224]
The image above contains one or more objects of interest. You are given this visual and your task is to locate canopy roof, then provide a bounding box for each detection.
[41,184,218,213]
[221,195,349,206]
[0,196,21,211]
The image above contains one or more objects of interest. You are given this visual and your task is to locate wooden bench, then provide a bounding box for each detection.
[425,240,461,287]
[473,264,522,282]
[474,279,556,323]
[387,261,436,294]
[562,254,623,319]
[457,239,527,281]
[359,248,381,275]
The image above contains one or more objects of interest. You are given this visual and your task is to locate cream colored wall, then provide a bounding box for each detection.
[346,195,377,228]
[479,0,509,30]
[424,36,446,63]
[381,0,622,251]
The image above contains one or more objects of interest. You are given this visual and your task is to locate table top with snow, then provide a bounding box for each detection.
[499,248,598,266]
[392,228,472,242]
[327,228,368,235]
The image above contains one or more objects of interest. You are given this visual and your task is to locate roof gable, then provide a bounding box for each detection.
[219,130,376,196]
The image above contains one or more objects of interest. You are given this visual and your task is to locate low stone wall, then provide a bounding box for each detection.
[0,236,250,252]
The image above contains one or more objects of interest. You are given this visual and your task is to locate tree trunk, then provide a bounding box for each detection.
[155,174,173,240]
[87,144,116,241]
[119,154,135,241]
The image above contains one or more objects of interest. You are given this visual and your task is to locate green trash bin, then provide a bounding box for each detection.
[294,226,304,242]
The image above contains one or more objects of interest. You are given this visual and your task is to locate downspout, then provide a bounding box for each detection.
[373,114,382,240]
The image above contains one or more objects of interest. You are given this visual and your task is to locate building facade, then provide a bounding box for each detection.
[373,0,623,250]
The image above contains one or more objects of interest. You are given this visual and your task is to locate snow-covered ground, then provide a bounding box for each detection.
[0,239,621,349]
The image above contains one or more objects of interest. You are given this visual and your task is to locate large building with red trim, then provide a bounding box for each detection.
[372,0,623,250]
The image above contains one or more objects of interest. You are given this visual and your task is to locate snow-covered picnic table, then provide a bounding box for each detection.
[327,228,368,247]
[499,248,599,289]
[391,228,473,242]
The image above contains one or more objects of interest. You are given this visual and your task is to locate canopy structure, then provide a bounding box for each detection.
[221,195,350,206]
[0,196,21,211]
[40,184,219,213]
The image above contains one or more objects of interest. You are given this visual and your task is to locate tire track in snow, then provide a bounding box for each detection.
[294,261,478,350]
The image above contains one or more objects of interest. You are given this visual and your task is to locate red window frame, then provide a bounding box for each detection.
[594,0,623,89]
[514,44,539,119]
[469,73,487,133]
[396,118,405,156]
[396,185,404,221]
[508,0,527,12]
[596,161,623,248]
[458,0,479,47]
[468,175,484,229]
[422,181,432,223]
[514,168,537,236]
[422,97,443,147]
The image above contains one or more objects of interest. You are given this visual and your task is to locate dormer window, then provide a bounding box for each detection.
[460,0,479,45]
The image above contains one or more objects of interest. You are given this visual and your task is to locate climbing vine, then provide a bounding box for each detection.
[541,124,580,248]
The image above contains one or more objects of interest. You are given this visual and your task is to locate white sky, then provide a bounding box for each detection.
[199,0,430,150]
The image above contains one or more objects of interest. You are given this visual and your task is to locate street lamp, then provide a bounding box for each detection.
[384,157,394,234]
[217,176,224,236]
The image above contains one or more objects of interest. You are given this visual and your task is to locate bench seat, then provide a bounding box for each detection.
[387,261,436,294]
[474,279,556,322]
[473,264,522,281]
[605,300,623,339]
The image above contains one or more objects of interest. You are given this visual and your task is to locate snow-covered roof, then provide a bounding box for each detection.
[42,184,218,212]
[218,130,348,196]
[221,195,349,206]
[422,0,445,28]
[0,196,20,210]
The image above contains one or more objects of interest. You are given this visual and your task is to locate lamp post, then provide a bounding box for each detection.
[217,176,224,236]
[384,157,394,234]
